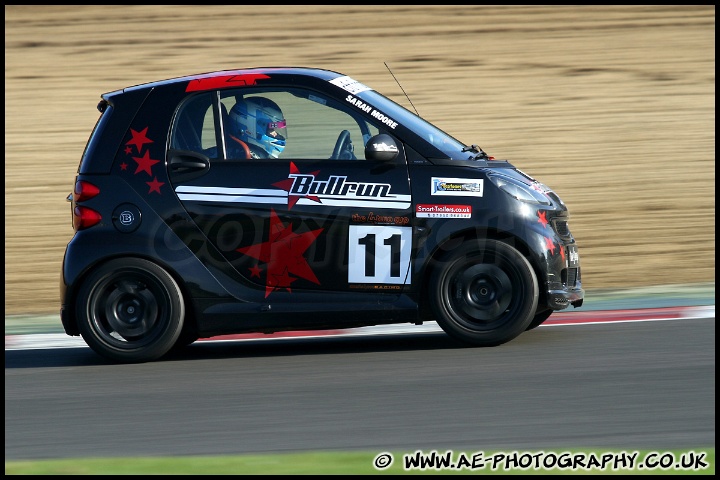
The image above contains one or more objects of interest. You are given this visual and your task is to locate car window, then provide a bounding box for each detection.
[218,88,379,161]
[170,92,218,156]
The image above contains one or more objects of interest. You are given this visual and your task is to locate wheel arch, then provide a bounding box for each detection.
[418,227,541,319]
[63,253,197,338]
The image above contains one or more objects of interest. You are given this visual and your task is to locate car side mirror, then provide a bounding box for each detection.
[364,134,399,162]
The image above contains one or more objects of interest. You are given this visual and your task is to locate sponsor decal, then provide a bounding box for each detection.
[176,161,411,210]
[344,94,398,129]
[348,284,403,291]
[351,212,410,225]
[288,174,391,201]
[329,75,372,94]
[118,211,135,226]
[431,177,483,197]
[416,204,472,219]
[529,181,553,194]
[274,162,406,209]
[371,141,398,153]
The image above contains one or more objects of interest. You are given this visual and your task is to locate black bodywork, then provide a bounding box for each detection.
[60,67,583,362]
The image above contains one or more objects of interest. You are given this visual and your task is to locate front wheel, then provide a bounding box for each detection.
[526,307,553,331]
[429,239,538,346]
[76,258,185,363]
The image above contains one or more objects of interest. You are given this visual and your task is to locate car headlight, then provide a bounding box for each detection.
[488,174,551,205]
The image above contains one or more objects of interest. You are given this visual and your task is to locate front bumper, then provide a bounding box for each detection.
[543,244,584,310]
[547,285,584,310]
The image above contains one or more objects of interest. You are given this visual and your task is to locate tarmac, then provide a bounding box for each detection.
[4,282,715,349]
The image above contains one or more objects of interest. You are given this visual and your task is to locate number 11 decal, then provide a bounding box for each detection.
[348,225,412,284]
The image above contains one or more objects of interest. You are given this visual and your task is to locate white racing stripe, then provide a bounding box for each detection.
[175,186,412,209]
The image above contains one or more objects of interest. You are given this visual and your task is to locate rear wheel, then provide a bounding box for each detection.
[430,239,538,346]
[76,258,185,363]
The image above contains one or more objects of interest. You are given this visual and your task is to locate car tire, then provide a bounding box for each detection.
[171,327,199,351]
[526,307,553,331]
[76,258,185,363]
[430,239,538,346]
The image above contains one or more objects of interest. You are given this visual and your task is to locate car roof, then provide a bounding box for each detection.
[118,66,344,95]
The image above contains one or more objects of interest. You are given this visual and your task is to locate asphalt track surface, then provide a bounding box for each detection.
[5,306,715,461]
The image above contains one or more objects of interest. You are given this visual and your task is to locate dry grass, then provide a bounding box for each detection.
[4,5,714,315]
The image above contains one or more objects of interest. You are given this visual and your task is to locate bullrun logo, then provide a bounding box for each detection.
[273,162,410,210]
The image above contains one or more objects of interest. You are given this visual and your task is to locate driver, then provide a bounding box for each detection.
[228,97,287,159]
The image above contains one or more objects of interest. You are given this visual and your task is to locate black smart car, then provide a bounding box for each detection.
[60,67,583,362]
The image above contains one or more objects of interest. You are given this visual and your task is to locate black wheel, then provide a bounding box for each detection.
[171,327,199,351]
[429,239,538,346]
[331,129,354,159]
[76,258,185,363]
[526,307,553,331]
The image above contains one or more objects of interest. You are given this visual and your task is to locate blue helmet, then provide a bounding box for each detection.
[229,97,287,158]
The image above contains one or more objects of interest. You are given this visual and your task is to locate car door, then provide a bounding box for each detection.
[168,87,414,300]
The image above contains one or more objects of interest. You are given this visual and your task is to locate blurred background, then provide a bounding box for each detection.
[5,5,714,316]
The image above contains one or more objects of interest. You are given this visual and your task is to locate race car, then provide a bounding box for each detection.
[60,67,584,362]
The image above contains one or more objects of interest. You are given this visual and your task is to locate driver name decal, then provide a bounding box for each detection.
[344,95,398,129]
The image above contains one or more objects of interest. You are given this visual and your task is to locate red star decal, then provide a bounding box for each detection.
[124,146,133,155]
[269,267,298,292]
[249,264,262,278]
[272,161,322,210]
[544,236,556,255]
[237,209,323,297]
[146,177,164,194]
[133,150,161,176]
[120,162,128,171]
[537,210,548,228]
[559,246,566,262]
[125,127,154,154]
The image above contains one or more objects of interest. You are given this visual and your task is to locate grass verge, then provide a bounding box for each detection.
[5,448,714,475]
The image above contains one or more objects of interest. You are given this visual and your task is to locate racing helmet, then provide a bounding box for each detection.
[229,97,287,158]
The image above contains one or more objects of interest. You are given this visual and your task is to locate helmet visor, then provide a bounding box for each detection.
[266,119,287,141]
